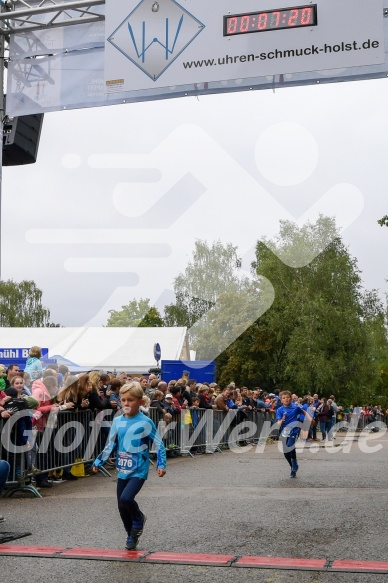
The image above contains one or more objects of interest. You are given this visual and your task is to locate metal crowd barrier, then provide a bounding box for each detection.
[150,407,276,455]
[323,412,387,432]
[0,409,114,498]
[1,406,386,498]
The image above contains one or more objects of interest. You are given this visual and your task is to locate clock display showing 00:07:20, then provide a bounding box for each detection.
[224,6,317,36]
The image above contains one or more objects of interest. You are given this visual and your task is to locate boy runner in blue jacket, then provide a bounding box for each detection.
[93,382,166,550]
[275,390,312,478]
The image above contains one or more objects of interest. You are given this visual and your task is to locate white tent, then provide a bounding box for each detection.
[0,327,189,373]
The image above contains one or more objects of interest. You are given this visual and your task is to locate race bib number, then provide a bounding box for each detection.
[117,452,138,475]
[281,427,291,438]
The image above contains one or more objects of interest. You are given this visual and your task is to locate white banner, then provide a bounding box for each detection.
[104,0,384,92]
[5,0,387,116]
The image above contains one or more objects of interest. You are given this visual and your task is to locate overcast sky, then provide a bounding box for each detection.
[2,76,388,326]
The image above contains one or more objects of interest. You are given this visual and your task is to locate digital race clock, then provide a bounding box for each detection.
[224,5,317,36]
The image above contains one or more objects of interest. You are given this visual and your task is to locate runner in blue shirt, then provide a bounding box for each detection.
[93,381,166,550]
[275,390,312,478]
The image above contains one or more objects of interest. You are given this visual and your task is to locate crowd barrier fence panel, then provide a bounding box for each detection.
[0,409,116,497]
[180,408,213,455]
[0,413,34,495]
[148,408,181,458]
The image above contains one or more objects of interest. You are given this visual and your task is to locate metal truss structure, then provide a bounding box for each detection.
[0,0,105,36]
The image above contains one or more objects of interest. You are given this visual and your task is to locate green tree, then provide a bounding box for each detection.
[164,239,246,328]
[163,239,275,365]
[216,216,379,402]
[106,298,164,327]
[361,289,388,402]
[164,295,210,328]
[0,280,53,326]
[194,280,274,362]
[377,215,388,227]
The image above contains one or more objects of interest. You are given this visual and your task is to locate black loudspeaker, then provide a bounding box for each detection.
[2,113,44,166]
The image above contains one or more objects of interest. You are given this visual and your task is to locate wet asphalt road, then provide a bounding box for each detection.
[1,431,388,582]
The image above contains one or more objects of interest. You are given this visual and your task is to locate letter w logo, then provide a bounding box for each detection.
[107,0,205,81]
[128,16,184,64]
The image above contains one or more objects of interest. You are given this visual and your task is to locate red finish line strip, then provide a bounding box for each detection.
[60,548,148,561]
[0,545,66,557]
[1,546,388,573]
[331,560,388,573]
[145,551,236,566]
[236,556,327,570]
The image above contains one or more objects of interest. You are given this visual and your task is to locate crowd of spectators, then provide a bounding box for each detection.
[0,346,386,508]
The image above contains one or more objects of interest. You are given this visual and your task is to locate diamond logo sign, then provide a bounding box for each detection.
[107,0,205,81]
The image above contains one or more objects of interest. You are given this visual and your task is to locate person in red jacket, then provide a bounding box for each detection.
[169,386,182,413]
[0,389,10,408]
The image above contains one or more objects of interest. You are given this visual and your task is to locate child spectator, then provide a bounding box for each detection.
[24,346,43,381]
[190,395,200,410]
[140,395,150,416]
[0,365,6,392]
[191,395,203,450]
[190,395,200,429]
[163,394,178,415]
[150,390,166,421]
[92,382,166,550]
